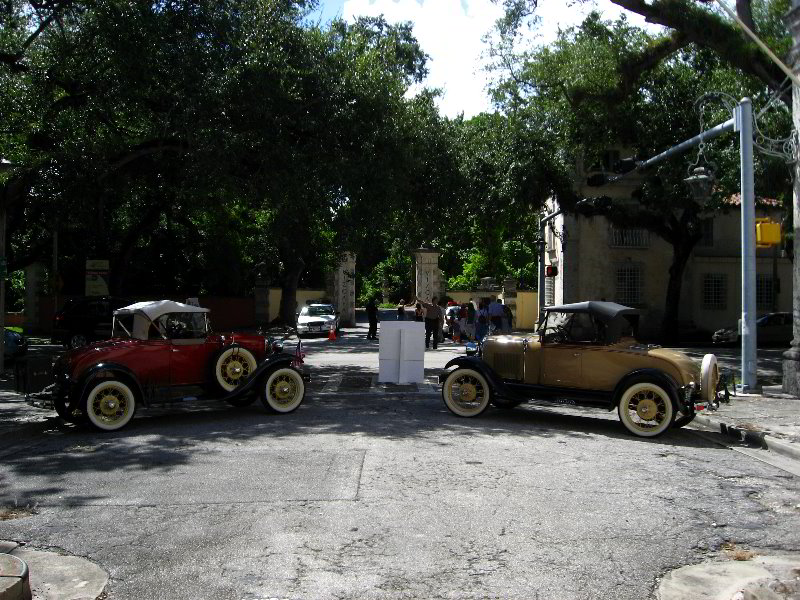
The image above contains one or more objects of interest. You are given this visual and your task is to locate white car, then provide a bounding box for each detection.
[297,304,339,336]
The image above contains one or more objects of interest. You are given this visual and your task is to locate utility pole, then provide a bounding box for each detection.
[782,0,800,394]
[736,98,758,391]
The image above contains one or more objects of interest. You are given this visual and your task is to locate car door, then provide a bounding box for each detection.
[160,313,217,386]
[540,342,582,387]
[539,312,593,388]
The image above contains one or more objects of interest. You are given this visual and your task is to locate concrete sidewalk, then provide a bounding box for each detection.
[691,387,800,463]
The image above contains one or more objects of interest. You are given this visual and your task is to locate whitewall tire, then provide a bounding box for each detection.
[262,368,305,413]
[84,379,136,431]
[617,381,675,438]
[214,346,257,393]
[442,368,491,417]
[700,354,719,404]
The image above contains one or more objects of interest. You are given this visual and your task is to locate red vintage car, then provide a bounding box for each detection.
[52,300,309,431]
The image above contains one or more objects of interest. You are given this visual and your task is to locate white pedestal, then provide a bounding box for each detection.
[378,321,425,383]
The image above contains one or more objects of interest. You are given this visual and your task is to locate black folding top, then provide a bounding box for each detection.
[545,301,639,323]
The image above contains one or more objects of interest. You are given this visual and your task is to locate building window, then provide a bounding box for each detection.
[615,264,642,305]
[697,219,714,247]
[609,226,650,248]
[757,274,777,310]
[702,273,727,310]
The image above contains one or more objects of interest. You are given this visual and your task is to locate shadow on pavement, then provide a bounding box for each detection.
[0,381,720,508]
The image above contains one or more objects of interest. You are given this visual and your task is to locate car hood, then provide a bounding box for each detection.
[298,314,336,323]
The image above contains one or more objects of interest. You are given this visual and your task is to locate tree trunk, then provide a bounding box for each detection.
[278,256,305,325]
[660,241,694,344]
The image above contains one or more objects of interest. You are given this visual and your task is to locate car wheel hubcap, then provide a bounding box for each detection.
[92,388,128,424]
[450,375,484,410]
[221,355,251,386]
[628,388,666,428]
[636,398,658,420]
[458,383,477,403]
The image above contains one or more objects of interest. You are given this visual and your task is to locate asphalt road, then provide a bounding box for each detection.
[0,324,798,599]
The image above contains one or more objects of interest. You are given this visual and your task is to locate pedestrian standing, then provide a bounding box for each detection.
[414,303,424,321]
[397,300,406,321]
[366,297,379,340]
[489,298,505,332]
[437,298,447,344]
[465,300,476,340]
[475,301,488,341]
[415,295,442,349]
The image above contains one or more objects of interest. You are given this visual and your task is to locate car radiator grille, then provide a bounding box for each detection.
[490,352,524,380]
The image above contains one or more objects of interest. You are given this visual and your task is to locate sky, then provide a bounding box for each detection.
[312,0,658,118]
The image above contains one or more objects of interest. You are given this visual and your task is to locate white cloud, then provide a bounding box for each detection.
[341,1,662,118]
[343,0,503,118]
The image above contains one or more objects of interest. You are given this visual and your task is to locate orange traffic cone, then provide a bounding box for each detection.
[328,327,337,341]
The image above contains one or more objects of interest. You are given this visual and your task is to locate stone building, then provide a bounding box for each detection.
[544,180,791,340]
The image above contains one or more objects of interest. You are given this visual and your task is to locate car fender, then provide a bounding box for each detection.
[76,362,145,406]
[442,356,510,396]
[612,368,682,411]
[222,353,309,403]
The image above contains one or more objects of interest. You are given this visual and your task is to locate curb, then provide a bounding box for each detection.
[693,413,800,462]
[0,543,31,600]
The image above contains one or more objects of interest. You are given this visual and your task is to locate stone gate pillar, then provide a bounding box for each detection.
[24,262,47,332]
[412,248,441,302]
[333,252,356,327]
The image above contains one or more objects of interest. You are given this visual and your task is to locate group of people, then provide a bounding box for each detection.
[365,295,514,349]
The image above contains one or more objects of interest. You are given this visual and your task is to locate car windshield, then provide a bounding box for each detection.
[302,306,334,317]
[540,311,599,343]
[154,312,210,339]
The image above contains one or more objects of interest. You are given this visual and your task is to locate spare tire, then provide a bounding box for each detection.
[213,346,257,393]
[700,354,719,404]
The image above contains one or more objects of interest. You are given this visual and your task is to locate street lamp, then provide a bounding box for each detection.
[684,165,716,202]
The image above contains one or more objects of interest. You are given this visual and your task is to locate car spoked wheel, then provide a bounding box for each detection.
[262,368,305,413]
[442,368,491,417]
[214,346,257,393]
[618,381,675,437]
[84,380,136,431]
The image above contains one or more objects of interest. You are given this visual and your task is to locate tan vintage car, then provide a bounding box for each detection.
[439,301,722,437]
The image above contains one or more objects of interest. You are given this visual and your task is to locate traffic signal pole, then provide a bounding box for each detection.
[584,99,757,390]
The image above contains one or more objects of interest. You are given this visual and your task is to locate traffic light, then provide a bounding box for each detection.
[545,265,558,277]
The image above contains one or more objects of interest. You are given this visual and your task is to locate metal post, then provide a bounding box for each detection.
[736,98,758,391]
[537,208,562,324]
[537,219,545,324]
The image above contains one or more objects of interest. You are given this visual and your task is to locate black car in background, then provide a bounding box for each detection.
[52,297,131,348]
